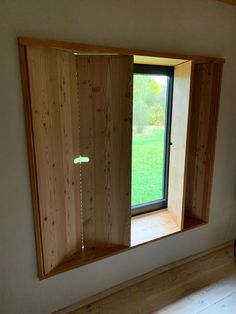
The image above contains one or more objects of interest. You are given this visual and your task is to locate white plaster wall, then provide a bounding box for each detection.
[0,0,236,313]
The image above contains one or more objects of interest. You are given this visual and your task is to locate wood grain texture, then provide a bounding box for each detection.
[131,209,180,246]
[20,38,224,278]
[77,55,133,248]
[18,37,225,64]
[134,55,187,66]
[46,216,207,279]
[26,47,82,275]
[217,0,236,5]
[54,242,235,314]
[75,246,236,314]
[184,63,223,221]
[198,291,236,314]
[48,245,127,278]
[168,61,192,228]
[18,45,45,277]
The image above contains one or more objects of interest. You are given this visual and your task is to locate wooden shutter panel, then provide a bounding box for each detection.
[184,62,223,222]
[26,49,133,276]
[26,47,82,275]
[77,55,133,249]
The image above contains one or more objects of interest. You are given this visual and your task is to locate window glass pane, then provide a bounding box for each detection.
[132,74,168,207]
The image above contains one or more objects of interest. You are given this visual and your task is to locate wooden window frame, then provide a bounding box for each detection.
[18,37,224,279]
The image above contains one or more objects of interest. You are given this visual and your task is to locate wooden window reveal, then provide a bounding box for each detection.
[19,38,224,279]
[168,61,192,229]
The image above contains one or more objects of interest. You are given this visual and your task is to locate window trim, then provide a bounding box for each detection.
[18,37,224,279]
[131,64,174,216]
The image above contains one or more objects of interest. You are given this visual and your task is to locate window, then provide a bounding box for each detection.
[19,37,224,278]
[131,65,173,216]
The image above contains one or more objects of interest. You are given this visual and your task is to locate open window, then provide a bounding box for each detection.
[131,65,173,216]
[131,59,192,246]
[19,38,224,278]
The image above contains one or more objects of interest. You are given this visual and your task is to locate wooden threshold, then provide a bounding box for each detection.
[54,240,235,313]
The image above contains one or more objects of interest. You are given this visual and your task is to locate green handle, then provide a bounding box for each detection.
[73,156,90,164]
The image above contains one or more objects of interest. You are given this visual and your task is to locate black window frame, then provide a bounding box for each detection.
[131,64,174,216]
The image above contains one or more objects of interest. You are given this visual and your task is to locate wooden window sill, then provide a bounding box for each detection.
[46,245,128,278]
[131,209,181,247]
[43,212,205,278]
[48,211,180,278]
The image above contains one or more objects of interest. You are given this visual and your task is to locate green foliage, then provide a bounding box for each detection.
[132,128,165,206]
[133,74,166,132]
[147,104,165,127]
[132,75,167,206]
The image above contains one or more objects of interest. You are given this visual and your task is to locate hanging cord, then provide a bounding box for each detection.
[75,58,85,251]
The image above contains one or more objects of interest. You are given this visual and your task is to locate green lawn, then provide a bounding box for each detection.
[131,127,165,206]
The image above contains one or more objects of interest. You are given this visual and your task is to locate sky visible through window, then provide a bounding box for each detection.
[132,74,168,207]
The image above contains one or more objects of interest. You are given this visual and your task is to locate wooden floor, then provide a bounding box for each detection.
[69,244,236,314]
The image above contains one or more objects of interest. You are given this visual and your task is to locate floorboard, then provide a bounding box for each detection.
[67,244,236,314]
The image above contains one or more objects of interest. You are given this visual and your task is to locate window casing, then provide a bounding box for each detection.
[18,37,224,279]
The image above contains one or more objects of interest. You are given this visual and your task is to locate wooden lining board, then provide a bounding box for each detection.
[19,45,45,276]
[184,63,223,221]
[134,55,187,66]
[168,61,192,228]
[77,55,133,248]
[19,38,224,278]
[217,0,236,5]
[18,37,225,64]
[26,47,82,275]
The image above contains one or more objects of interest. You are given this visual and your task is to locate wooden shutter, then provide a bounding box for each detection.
[184,62,223,222]
[25,47,133,276]
[77,55,133,249]
[26,47,82,275]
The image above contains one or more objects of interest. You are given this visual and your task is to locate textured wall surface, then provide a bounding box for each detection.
[0,0,236,313]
